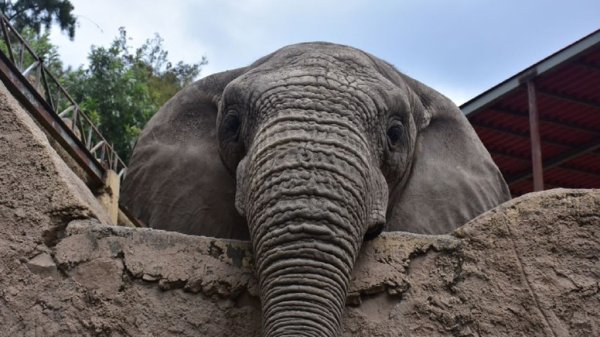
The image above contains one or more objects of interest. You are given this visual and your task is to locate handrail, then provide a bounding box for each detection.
[0,13,127,180]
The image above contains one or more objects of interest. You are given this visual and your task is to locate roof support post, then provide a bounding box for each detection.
[527,80,544,191]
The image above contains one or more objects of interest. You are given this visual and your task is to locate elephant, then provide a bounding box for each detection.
[121,42,510,337]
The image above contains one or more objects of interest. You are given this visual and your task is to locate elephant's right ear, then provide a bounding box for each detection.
[386,76,511,234]
[120,68,251,239]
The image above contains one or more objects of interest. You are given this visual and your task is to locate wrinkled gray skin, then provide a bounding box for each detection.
[121,42,510,337]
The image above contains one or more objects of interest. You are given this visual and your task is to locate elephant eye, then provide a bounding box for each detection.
[222,111,241,141]
[386,122,404,146]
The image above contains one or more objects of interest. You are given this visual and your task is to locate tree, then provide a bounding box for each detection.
[64,28,207,162]
[134,33,206,109]
[0,0,77,39]
[0,26,63,75]
[0,0,71,77]
[22,27,62,72]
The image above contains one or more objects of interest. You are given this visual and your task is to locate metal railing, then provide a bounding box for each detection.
[0,13,126,182]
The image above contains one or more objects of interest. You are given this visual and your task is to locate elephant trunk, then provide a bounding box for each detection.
[240,112,375,336]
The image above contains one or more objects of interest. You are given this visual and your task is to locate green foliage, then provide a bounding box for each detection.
[0,27,62,74]
[27,29,60,65]
[0,2,199,164]
[25,27,63,72]
[0,0,77,39]
[64,28,207,162]
[134,33,206,110]
[0,1,69,88]
[0,26,68,122]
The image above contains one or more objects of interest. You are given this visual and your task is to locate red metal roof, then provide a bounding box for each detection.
[461,29,600,196]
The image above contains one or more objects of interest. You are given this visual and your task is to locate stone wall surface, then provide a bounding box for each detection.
[1,80,599,336]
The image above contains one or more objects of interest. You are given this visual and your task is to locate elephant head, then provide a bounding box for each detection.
[121,42,510,337]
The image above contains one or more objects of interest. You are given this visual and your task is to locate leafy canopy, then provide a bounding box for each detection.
[0,1,206,163]
[64,28,207,162]
[0,0,77,39]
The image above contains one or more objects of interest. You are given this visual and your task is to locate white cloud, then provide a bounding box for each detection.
[50,0,206,70]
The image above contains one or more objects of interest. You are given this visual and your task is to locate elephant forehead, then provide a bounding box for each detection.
[229,58,394,116]
[272,42,377,66]
[237,44,389,88]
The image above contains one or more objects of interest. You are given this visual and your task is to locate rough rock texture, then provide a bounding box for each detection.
[0,80,111,336]
[1,81,599,336]
[4,187,600,336]
[346,188,600,337]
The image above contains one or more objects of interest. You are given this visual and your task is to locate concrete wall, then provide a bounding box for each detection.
[1,80,599,336]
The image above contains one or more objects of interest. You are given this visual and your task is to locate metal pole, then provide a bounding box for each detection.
[527,80,544,191]
[1,18,15,63]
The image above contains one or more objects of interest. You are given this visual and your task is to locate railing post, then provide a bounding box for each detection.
[71,107,79,140]
[40,67,55,110]
[17,43,24,70]
[0,18,16,64]
[96,169,120,224]
[527,80,544,191]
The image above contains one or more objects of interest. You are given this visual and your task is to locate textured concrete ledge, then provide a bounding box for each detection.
[15,188,600,336]
[55,220,460,301]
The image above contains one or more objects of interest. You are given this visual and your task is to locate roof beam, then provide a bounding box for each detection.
[538,89,600,111]
[488,149,530,162]
[486,107,600,135]
[506,137,600,184]
[552,165,600,179]
[509,175,593,191]
[474,123,530,140]
[473,123,571,148]
[574,60,600,73]
[461,78,520,116]
[488,148,600,177]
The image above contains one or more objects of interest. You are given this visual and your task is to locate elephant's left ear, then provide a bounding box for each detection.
[120,67,251,238]
[386,76,511,234]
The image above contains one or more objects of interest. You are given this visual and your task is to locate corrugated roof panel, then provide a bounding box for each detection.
[463,31,600,196]
[490,153,530,174]
[498,90,529,111]
[564,153,600,172]
[545,167,600,188]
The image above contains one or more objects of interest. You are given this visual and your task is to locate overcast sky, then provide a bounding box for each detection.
[49,0,600,105]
